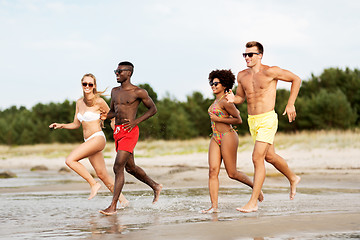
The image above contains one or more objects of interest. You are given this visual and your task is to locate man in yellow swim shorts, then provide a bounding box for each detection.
[248,110,278,144]
[227,41,302,213]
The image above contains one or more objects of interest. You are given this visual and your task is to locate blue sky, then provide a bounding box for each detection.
[1,0,359,109]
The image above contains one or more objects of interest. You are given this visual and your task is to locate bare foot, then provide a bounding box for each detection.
[152,184,163,204]
[236,206,258,213]
[201,207,220,214]
[236,202,258,213]
[119,199,130,209]
[88,182,101,200]
[290,175,301,200]
[118,193,130,209]
[258,190,264,202]
[99,209,117,216]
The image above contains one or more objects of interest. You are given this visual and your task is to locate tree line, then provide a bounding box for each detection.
[0,67,359,145]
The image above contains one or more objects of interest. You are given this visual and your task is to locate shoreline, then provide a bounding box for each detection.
[1,143,360,194]
[1,135,360,239]
[2,170,359,195]
[1,146,360,172]
[2,169,359,239]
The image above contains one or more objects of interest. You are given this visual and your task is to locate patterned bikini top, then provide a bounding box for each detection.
[208,95,229,118]
[77,111,100,123]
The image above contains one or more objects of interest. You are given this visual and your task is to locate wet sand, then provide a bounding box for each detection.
[1,169,360,239]
[1,144,360,239]
[123,213,360,240]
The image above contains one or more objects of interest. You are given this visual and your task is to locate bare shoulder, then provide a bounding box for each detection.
[75,98,83,111]
[263,65,282,77]
[134,86,149,98]
[95,96,109,111]
[95,96,106,105]
[237,69,250,79]
[221,98,234,108]
[111,86,121,96]
[111,86,121,92]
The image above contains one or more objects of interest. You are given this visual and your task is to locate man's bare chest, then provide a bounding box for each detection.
[241,75,273,93]
[114,91,138,105]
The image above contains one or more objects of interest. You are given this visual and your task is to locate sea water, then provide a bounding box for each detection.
[1,169,360,239]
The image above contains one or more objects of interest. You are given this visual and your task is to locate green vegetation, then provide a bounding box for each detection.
[0,67,359,145]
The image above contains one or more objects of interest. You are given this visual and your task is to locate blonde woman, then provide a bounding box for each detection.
[49,73,128,205]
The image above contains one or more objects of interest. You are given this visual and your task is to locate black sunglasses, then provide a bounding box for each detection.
[209,81,221,87]
[114,69,132,74]
[242,52,260,58]
[82,82,94,87]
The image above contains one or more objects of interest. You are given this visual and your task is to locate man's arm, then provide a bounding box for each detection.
[135,89,157,124]
[122,88,157,131]
[270,66,301,122]
[100,88,116,120]
[110,118,115,130]
[226,72,246,104]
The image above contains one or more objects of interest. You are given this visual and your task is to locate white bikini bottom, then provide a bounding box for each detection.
[84,131,106,142]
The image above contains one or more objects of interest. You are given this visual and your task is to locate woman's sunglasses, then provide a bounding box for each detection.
[82,82,94,87]
[242,52,260,58]
[209,81,221,87]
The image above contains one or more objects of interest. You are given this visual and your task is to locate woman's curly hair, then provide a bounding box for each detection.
[208,69,235,92]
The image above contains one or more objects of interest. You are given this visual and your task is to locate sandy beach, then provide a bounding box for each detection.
[1,131,360,239]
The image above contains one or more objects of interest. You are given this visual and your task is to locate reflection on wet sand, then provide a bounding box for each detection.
[1,173,360,239]
[89,215,128,235]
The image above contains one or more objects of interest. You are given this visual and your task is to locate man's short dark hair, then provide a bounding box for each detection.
[118,61,134,76]
[246,41,264,55]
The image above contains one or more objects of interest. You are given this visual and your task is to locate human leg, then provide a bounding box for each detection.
[65,136,105,199]
[113,125,158,203]
[202,139,221,213]
[125,153,162,203]
[88,152,129,207]
[99,150,130,215]
[221,132,264,202]
[265,144,301,200]
[237,141,270,213]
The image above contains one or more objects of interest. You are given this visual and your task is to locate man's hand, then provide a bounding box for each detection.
[100,109,108,121]
[110,118,115,130]
[122,119,137,132]
[226,89,235,103]
[283,104,296,123]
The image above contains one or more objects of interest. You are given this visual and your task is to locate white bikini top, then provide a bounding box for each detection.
[77,111,100,123]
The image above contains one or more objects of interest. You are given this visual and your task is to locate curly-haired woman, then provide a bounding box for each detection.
[202,69,263,213]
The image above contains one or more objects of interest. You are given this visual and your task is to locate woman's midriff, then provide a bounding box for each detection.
[213,122,233,134]
[82,121,102,139]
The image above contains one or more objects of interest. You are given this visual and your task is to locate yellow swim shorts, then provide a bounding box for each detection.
[248,110,278,144]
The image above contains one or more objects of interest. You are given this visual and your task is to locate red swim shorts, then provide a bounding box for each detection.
[113,125,139,153]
